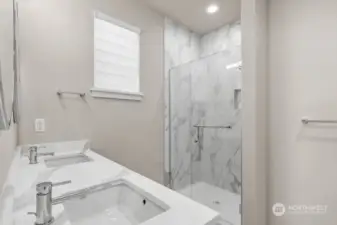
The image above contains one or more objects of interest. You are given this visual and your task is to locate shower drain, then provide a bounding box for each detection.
[213,200,221,205]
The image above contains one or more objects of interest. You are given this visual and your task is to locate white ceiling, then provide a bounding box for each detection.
[142,0,241,34]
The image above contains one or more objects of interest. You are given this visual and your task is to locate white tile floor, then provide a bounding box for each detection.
[179,182,241,225]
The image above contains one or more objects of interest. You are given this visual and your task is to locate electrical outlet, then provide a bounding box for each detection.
[35,119,45,133]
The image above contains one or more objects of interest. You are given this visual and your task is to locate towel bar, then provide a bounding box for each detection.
[301,118,337,124]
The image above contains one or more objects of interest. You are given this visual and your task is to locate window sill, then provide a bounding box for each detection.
[90,88,144,101]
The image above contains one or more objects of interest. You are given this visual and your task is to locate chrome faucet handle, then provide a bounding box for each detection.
[28,146,38,152]
[28,145,46,151]
[36,180,71,194]
[52,180,72,187]
[37,145,46,149]
[36,182,53,194]
[29,145,38,149]
[38,152,55,157]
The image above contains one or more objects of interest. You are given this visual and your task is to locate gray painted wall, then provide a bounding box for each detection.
[269,0,337,224]
[17,0,165,183]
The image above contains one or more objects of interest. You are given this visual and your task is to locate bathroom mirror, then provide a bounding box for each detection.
[0,0,16,130]
[0,60,15,130]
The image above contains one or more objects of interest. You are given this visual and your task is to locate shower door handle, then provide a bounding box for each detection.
[193,124,231,161]
[195,127,204,161]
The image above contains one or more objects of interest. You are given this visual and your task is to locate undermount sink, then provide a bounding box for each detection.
[60,180,169,225]
[44,154,92,168]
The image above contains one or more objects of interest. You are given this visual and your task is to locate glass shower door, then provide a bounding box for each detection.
[169,51,242,225]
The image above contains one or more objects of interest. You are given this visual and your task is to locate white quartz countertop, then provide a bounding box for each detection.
[0,141,223,225]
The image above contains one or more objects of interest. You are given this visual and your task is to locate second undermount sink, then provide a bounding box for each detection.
[59,180,169,225]
[44,154,92,168]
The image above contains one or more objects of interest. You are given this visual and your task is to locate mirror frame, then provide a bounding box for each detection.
[0,61,11,130]
[0,0,18,130]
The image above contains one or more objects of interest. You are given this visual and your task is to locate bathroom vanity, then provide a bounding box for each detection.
[0,140,227,225]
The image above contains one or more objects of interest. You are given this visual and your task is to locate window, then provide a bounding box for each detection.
[91,12,143,101]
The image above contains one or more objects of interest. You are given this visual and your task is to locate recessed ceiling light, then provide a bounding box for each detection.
[206,4,219,14]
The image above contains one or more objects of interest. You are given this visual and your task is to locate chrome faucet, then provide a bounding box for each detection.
[28,180,72,225]
[28,171,127,225]
[28,179,125,224]
[28,146,55,164]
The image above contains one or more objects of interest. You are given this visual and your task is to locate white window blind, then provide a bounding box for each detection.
[93,12,141,98]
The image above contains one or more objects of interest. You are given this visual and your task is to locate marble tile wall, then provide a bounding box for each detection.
[200,22,241,58]
[164,18,200,178]
[165,18,242,194]
[164,18,200,68]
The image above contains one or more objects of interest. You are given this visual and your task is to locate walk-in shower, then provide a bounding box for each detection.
[168,51,242,225]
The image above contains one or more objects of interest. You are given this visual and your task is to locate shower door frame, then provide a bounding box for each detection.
[167,52,243,221]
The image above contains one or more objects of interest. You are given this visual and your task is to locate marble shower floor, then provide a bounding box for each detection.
[179,182,241,225]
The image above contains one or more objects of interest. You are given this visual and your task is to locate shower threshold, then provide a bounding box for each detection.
[179,182,241,225]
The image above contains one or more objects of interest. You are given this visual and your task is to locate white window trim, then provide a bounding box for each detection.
[94,11,141,34]
[90,87,144,101]
[92,11,143,101]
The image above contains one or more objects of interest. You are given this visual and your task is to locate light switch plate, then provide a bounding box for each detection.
[35,118,45,133]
